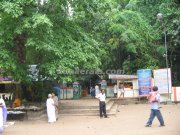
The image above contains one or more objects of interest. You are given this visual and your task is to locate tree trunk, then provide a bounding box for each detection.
[117,42,124,69]
[14,32,27,64]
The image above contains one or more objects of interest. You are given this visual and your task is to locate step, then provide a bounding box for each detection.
[59,100,114,111]
[24,99,117,118]
[59,99,112,110]
[59,100,116,116]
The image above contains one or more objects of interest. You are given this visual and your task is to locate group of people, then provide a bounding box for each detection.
[0,84,164,134]
[96,85,165,127]
[91,82,125,100]
[114,83,125,98]
[90,84,100,98]
[0,91,60,127]
[46,92,59,123]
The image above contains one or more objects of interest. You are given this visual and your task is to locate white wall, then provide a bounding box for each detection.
[160,87,180,102]
[124,89,139,97]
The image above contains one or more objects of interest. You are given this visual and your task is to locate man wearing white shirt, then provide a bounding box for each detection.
[96,90,108,118]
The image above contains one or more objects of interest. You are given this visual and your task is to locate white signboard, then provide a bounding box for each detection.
[28,65,47,81]
[153,68,172,93]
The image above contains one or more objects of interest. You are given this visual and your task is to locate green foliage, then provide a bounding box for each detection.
[0,0,179,87]
[100,0,179,78]
[109,7,160,71]
[0,0,102,83]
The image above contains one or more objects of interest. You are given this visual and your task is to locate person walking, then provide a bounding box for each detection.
[52,92,59,121]
[117,83,125,99]
[90,87,95,98]
[52,82,61,100]
[46,94,56,123]
[145,86,165,127]
[0,97,7,133]
[96,89,108,118]
[95,84,100,97]
[113,84,118,98]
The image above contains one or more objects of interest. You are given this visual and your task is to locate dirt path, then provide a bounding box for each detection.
[3,104,180,135]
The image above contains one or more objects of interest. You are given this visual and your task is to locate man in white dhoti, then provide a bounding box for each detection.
[46,94,56,123]
[0,98,7,133]
[52,92,59,120]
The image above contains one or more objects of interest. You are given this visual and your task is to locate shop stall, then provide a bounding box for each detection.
[108,75,139,98]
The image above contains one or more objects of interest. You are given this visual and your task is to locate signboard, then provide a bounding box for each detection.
[109,75,137,80]
[153,68,172,93]
[137,69,152,96]
[28,65,47,81]
[0,77,13,81]
[0,77,15,84]
[28,65,39,81]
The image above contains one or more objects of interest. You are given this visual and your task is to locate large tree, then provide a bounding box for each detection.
[0,0,102,82]
[0,0,179,85]
[96,0,161,74]
[137,0,180,84]
[100,0,179,78]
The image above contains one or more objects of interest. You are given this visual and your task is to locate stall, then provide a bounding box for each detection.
[0,77,18,101]
[108,74,139,98]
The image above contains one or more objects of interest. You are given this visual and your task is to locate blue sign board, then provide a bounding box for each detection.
[137,69,151,95]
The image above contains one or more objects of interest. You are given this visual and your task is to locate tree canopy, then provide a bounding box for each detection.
[0,0,179,84]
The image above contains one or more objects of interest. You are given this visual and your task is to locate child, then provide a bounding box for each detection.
[145,86,165,127]
[148,91,158,103]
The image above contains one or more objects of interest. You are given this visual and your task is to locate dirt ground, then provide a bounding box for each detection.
[3,104,180,135]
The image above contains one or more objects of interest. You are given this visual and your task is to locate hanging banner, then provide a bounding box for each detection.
[137,69,152,96]
[153,68,172,93]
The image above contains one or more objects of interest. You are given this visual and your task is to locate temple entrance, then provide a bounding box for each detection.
[83,74,102,96]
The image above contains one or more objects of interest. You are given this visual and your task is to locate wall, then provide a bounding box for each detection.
[171,87,180,102]
[160,87,180,102]
[60,88,73,99]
